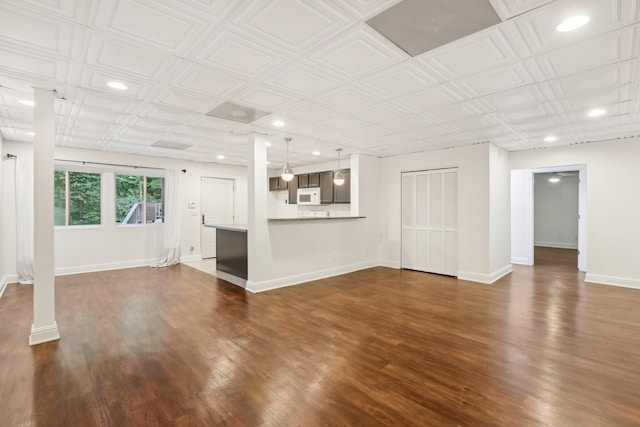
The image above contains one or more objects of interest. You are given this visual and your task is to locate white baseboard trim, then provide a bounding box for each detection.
[29,322,60,346]
[180,254,202,263]
[377,259,401,269]
[511,256,533,265]
[585,273,640,290]
[246,260,378,293]
[54,258,157,276]
[216,271,247,288]
[534,241,578,250]
[0,274,19,300]
[458,264,513,284]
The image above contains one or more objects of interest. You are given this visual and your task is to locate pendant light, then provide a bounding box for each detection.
[281,137,294,181]
[333,148,344,186]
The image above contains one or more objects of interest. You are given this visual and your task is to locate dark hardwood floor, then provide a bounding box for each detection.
[1,248,639,426]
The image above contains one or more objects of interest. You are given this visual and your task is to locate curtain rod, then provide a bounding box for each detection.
[54,158,166,171]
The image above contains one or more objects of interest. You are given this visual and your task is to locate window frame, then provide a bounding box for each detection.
[54,169,103,228]
[114,174,165,226]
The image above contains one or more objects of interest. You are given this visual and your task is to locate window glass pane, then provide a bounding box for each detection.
[146,177,164,223]
[69,172,101,225]
[54,171,66,226]
[116,175,143,224]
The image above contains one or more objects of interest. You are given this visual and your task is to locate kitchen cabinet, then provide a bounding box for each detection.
[288,175,298,204]
[308,172,320,187]
[298,174,309,188]
[333,170,350,203]
[269,176,288,191]
[320,171,334,204]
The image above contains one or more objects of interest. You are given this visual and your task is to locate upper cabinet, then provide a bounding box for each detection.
[288,175,298,204]
[308,173,320,187]
[320,171,333,204]
[298,174,309,188]
[269,176,288,191]
[333,170,350,203]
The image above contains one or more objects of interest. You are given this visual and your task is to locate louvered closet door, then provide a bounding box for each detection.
[401,169,458,276]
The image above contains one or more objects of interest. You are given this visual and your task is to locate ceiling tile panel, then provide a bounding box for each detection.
[94,0,208,53]
[231,84,297,111]
[548,60,635,98]
[333,0,402,20]
[281,101,337,122]
[267,63,343,97]
[0,3,75,56]
[85,35,174,80]
[476,84,547,111]
[455,62,536,97]
[535,27,636,79]
[488,0,555,20]
[234,0,349,51]
[353,101,412,123]
[317,86,379,112]
[425,27,519,78]
[399,84,464,112]
[197,29,287,78]
[170,63,247,98]
[310,27,407,79]
[512,0,636,54]
[0,46,67,82]
[360,62,438,98]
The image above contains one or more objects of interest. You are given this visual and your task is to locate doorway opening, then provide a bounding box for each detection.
[200,177,235,260]
[511,165,587,271]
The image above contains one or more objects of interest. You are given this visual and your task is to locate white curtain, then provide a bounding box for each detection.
[152,169,181,267]
[15,156,34,284]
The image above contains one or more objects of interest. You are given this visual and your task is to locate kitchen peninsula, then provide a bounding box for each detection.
[206,224,247,288]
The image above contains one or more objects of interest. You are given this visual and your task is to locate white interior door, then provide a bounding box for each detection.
[402,168,458,276]
[201,177,234,259]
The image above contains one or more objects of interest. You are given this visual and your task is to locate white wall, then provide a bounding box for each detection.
[511,170,534,265]
[0,133,8,296]
[248,140,382,292]
[379,143,510,283]
[489,144,512,274]
[534,172,579,249]
[1,141,247,277]
[510,137,640,288]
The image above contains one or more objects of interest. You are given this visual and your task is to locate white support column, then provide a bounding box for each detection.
[246,133,269,291]
[30,88,59,346]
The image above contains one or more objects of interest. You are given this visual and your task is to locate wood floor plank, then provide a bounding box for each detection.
[1,247,639,426]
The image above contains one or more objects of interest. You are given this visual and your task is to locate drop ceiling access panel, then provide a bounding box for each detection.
[401,168,458,276]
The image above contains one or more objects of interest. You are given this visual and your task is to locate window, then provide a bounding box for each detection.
[54,170,101,226]
[115,175,164,224]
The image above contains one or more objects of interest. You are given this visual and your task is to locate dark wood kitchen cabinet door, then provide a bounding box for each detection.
[334,169,350,203]
[320,171,333,204]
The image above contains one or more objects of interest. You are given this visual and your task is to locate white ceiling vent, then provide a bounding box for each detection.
[152,141,193,150]
[367,0,502,57]
[206,101,271,124]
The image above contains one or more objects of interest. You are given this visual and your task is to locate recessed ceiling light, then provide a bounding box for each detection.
[26,131,35,136]
[107,81,128,90]
[312,151,320,155]
[265,142,272,147]
[556,15,590,32]
[217,155,225,160]
[272,119,285,127]
[588,108,606,117]
[19,99,35,106]
[266,161,271,165]
[544,136,557,143]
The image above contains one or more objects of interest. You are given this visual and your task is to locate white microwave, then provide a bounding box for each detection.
[297,188,321,205]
